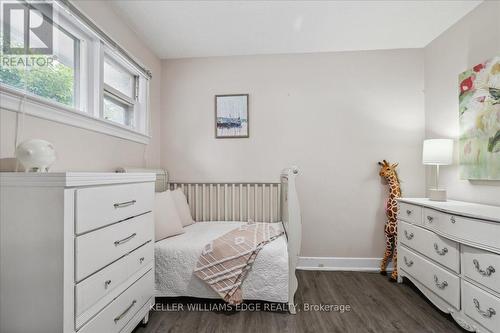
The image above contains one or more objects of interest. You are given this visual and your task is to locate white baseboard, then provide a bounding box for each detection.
[297,256,394,272]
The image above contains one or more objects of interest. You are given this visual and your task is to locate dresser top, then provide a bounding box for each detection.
[0,172,156,187]
[398,198,500,223]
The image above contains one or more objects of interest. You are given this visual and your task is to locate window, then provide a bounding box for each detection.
[26,25,78,107]
[0,1,151,143]
[103,55,137,127]
[104,57,135,98]
[103,95,132,126]
[100,50,149,134]
[1,10,79,107]
[1,3,85,108]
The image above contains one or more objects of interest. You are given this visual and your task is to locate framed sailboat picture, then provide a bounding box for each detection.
[215,94,249,138]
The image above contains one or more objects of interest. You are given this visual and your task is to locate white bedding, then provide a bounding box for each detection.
[155,221,289,303]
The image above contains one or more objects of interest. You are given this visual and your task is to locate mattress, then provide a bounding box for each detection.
[155,221,289,303]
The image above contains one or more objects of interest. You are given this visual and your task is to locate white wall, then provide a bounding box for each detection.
[161,50,426,257]
[0,0,162,171]
[3,0,495,260]
[424,1,500,206]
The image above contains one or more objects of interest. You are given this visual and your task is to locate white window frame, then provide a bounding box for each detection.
[0,0,151,144]
[102,47,144,130]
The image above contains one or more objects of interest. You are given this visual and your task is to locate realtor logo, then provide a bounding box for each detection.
[2,2,53,55]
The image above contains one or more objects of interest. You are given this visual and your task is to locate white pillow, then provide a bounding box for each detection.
[171,188,195,226]
[154,191,185,241]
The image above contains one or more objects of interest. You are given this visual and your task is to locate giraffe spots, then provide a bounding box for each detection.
[379,160,401,279]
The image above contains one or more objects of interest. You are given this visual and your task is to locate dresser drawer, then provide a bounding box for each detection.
[75,182,154,234]
[76,241,153,318]
[462,245,500,295]
[78,269,154,333]
[423,208,500,252]
[399,220,459,273]
[398,202,422,225]
[463,280,500,333]
[75,213,153,281]
[400,246,460,309]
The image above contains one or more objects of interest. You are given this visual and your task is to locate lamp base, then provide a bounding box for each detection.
[428,188,447,201]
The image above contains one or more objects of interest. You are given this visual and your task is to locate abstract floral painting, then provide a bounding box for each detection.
[215,94,249,138]
[459,57,500,180]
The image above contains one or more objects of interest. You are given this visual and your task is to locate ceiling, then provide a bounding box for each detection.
[109,0,482,59]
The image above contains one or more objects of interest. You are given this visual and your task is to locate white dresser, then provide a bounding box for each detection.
[397,198,500,333]
[0,172,156,333]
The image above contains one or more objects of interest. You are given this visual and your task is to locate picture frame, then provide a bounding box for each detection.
[215,94,249,138]
[459,57,500,180]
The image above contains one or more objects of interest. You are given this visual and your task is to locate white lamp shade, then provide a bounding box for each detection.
[422,139,454,165]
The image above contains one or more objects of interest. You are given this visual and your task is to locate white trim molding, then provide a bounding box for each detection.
[297,256,393,272]
[0,172,156,188]
[0,87,151,144]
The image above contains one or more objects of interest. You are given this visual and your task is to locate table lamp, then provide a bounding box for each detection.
[422,139,454,201]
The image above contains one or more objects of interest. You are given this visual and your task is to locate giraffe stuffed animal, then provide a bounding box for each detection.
[378,160,401,281]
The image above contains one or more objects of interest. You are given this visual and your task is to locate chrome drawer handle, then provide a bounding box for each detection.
[139,257,145,264]
[433,275,448,289]
[427,216,434,222]
[403,256,414,267]
[114,233,137,246]
[114,300,137,323]
[104,280,112,289]
[404,230,414,240]
[473,298,496,318]
[114,200,136,209]
[473,259,496,277]
[450,216,456,224]
[434,243,448,256]
[406,210,412,215]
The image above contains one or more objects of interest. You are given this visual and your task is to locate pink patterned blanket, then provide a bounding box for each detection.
[194,222,284,304]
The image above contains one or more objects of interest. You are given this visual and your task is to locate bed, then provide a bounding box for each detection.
[155,221,289,302]
[139,167,301,313]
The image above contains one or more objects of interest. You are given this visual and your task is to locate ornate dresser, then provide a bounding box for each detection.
[397,198,500,333]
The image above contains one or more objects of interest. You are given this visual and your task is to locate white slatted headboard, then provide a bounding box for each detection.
[168,181,281,223]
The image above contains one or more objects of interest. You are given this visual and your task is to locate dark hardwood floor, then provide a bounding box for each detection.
[133,271,466,333]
